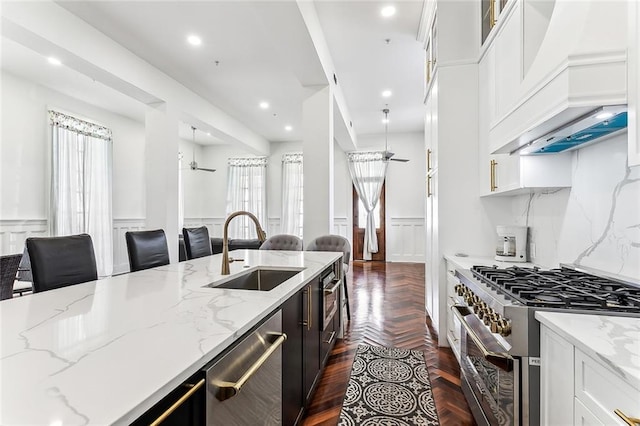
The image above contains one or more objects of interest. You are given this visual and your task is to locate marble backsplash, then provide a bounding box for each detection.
[511,133,640,279]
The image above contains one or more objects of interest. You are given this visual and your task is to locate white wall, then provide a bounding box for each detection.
[0,71,148,271]
[1,71,147,222]
[507,134,640,279]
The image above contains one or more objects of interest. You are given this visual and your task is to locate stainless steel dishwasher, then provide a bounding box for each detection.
[204,310,285,425]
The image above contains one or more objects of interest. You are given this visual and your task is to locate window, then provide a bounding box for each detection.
[49,110,113,277]
[281,153,303,238]
[225,157,267,239]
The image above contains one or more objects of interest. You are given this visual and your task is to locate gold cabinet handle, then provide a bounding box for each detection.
[427,60,432,83]
[427,175,432,197]
[323,331,336,345]
[427,149,432,172]
[149,378,205,426]
[489,0,497,28]
[615,409,640,425]
[215,333,287,402]
[490,159,498,192]
[308,285,312,330]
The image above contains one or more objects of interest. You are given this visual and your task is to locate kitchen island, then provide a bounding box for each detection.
[0,250,342,425]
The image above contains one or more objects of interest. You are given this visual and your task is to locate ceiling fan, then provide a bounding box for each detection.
[189,126,216,173]
[382,108,409,162]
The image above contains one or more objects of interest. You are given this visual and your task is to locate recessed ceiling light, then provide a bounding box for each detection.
[206,132,211,136]
[187,35,202,46]
[48,57,62,66]
[382,90,392,98]
[259,101,270,109]
[382,118,389,124]
[285,125,293,131]
[381,5,396,17]
[596,112,614,120]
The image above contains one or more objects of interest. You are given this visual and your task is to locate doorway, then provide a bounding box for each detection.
[352,183,386,261]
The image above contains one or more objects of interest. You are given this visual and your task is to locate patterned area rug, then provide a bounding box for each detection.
[338,344,440,426]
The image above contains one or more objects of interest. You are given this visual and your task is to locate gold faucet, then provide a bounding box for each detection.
[221,211,267,275]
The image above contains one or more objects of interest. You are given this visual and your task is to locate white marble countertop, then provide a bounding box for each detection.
[0,250,341,425]
[535,311,640,390]
[444,253,537,271]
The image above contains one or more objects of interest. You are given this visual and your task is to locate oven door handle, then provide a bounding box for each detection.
[324,279,341,295]
[452,305,513,372]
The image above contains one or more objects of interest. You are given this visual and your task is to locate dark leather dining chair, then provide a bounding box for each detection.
[26,234,98,293]
[125,229,170,272]
[182,226,213,259]
[307,235,352,321]
[260,234,303,251]
[0,253,22,300]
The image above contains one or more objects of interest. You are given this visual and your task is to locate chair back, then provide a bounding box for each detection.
[125,229,170,272]
[260,234,303,251]
[26,234,98,293]
[0,254,22,300]
[182,226,213,259]
[306,235,351,267]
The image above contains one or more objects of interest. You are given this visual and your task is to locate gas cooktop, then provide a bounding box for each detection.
[471,265,640,314]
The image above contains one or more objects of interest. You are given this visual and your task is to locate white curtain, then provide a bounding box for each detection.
[347,151,388,260]
[281,153,303,238]
[226,157,267,239]
[50,110,113,277]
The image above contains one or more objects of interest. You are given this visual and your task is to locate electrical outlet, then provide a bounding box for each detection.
[529,243,536,259]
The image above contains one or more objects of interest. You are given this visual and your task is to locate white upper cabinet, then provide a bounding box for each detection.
[629,0,640,167]
[479,21,572,197]
[483,0,628,156]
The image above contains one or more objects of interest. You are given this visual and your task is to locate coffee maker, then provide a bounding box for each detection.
[495,226,528,262]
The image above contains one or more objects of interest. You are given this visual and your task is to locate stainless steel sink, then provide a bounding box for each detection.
[205,268,302,291]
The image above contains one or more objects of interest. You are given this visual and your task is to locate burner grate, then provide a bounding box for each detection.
[470,265,640,313]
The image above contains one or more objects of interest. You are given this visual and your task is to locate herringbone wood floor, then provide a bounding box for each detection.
[301,261,476,426]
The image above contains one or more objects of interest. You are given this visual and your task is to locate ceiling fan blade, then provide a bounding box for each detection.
[196,167,217,172]
[390,158,410,163]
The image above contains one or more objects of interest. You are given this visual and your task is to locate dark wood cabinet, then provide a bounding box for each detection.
[282,287,304,426]
[130,371,205,426]
[282,274,324,425]
[302,280,321,402]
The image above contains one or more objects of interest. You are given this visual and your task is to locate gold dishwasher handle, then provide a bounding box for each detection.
[150,378,205,426]
[215,333,287,402]
[615,409,640,425]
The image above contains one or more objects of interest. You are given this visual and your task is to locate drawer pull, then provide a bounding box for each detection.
[215,333,287,401]
[149,378,205,426]
[323,331,336,344]
[615,409,640,425]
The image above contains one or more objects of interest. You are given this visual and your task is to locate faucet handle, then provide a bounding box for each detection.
[229,257,244,263]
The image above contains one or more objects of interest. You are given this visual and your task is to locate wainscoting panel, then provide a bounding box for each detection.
[0,219,48,255]
[333,217,350,240]
[387,217,426,263]
[112,219,146,275]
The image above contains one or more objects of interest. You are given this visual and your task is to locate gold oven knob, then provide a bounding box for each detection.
[499,319,511,337]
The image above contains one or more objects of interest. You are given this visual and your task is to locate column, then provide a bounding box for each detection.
[303,85,334,244]
[145,103,180,262]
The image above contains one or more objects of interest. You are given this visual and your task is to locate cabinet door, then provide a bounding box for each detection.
[574,398,605,426]
[540,325,574,426]
[302,281,321,403]
[131,372,205,426]
[282,290,304,426]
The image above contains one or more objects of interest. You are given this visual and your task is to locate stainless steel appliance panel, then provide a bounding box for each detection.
[321,269,339,331]
[454,305,516,426]
[204,311,284,426]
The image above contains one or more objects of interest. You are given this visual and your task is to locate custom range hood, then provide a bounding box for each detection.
[513,105,628,155]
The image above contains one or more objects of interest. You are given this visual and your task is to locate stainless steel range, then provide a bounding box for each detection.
[452,263,640,426]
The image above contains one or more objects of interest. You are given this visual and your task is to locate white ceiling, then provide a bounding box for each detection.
[3,1,425,146]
